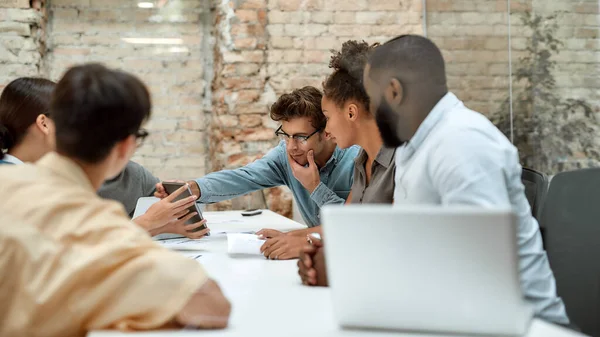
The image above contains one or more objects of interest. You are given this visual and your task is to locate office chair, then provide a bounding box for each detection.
[521,167,549,222]
[541,168,600,337]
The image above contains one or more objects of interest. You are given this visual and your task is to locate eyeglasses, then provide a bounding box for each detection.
[134,128,149,147]
[275,126,322,146]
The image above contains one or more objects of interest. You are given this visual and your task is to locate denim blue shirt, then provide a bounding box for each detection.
[196,141,359,227]
[393,92,569,324]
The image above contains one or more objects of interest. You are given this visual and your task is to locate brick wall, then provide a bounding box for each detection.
[1,0,598,217]
[265,0,423,95]
[209,0,423,216]
[536,0,600,115]
[0,0,47,90]
[426,0,531,116]
[46,0,211,181]
[427,0,599,117]
[427,0,600,173]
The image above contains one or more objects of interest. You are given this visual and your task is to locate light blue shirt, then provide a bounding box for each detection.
[393,92,569,324]
[197,141,359,227]
[1,154,23,165]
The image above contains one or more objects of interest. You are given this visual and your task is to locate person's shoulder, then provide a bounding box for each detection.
[435,104,512,149]
[125,160,158,180]
[339,145,361,159]
[124,160,150,176]
[57,190,141,234]
[0,163,39,186]
[265,140,288,161]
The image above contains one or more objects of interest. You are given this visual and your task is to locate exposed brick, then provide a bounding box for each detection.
[0,8,40,22]
[221,76,263,89]
[51,0,90,7]
[163,130,205,143]
[576,28,598,39]
[223,63,261,76]
[303,49,329,63]
[333,11,355,24]
[284,23,327,36]
[275,0,321,11]
[356,12,398,25]
[178,118,207,131]
[459,12,488,25]
[239,114,263,128]
[313,36,338,50]
[216,115,239,128]
[0,35,36,50]
[268,10,289,23]
[323,0,368,11]
[0,21,29,35]
[236,89,262,104]
[370,24,410,36]
[78,35,121,46]
[270,36,293,49]
[52,47,91,55]
[484,37,508,50]
[0,0,30,8]
[222,50,264,63]
[310,11,333,24]
[282,49,304,62]
[266,23,285,36]
[234,37,258,49]
[235,127,275,141]
[329,24,370,37]
[297,37,315,49]
[217,140,243,154]
[235,9,258,22]
[238,0,266,10]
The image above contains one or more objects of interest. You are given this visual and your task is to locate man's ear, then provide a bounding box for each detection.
[385,78,404,107]
[115,135,136,160]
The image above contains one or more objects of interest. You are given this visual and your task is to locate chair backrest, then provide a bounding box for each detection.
[541,168,600,336]
[521,167,549,222]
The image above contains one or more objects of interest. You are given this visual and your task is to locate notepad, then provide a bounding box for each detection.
[227,233,266,255]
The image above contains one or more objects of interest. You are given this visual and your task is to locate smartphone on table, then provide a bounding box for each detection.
[162,182,207,232]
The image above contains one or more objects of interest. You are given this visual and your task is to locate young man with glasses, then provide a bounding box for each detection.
[155,86,359,260]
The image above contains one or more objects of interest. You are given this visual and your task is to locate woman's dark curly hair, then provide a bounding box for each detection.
[322,40,379,112]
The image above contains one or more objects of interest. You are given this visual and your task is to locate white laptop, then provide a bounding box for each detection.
[321,205,533,336]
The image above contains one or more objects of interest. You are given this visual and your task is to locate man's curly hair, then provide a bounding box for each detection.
[322,40,379,111]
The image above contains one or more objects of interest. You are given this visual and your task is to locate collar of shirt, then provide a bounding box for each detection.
[37,152,95,192]
[397,92,462,163]
[319,146,342,174]
[2,154,24,165]
[354,145,395,169]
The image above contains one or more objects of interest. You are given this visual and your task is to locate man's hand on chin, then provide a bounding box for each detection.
[288,150,320,193]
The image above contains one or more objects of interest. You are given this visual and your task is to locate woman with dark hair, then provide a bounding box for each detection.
[297,40,397,287]
[321,40,395,205]
[0,77,56,164]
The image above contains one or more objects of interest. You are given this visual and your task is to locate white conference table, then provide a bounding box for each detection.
[90,209,585,337]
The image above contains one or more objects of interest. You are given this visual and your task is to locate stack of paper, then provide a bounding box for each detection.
[227,233,266,255]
